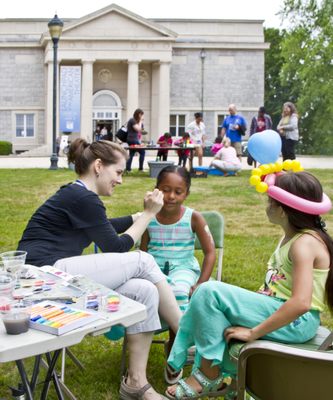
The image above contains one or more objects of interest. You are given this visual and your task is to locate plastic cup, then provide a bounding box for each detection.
[1,300,31,335]
[0,272,15,297]
[0,251,27,285]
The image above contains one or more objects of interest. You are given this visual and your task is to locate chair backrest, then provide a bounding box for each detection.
[237,339,333,400]
[194,211,224,281]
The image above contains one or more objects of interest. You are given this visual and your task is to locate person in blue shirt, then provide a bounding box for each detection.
[220,104,246,162]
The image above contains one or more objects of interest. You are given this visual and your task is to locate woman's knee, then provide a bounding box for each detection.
[137,251,165,282]
[123,278,159,307]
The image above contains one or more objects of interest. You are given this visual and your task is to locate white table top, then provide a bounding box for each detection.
[0,269,146,363]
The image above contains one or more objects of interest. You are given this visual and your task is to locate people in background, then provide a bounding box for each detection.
[101,126,108,137]
[18,138,181,400]
[277,102,299,161]
[210,136,223,155]
[94,127,102,142]
[126,108,146,172]
[220,104,247,162]
[157,132,173,161]
[101,130,113,142]
[140,165,215,384]
[186,112,206,166]
[174,132,193,168]
[249,106,272,136]
[248,106,273,167]
[210,137,242,176]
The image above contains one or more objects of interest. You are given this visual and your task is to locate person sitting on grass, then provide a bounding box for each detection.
[210,136,223,155]
[140,165,216,385]
[157,132,173,161]
[165,170,332,400]
[210,137,242,176]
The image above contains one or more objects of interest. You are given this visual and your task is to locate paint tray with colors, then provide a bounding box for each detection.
[29,301,101,335]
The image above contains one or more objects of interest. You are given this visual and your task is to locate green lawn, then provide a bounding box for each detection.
[0,168,332,399]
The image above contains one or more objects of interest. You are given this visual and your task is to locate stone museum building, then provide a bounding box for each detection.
[0,3,268,154]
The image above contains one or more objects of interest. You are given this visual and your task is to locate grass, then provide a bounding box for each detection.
[0,168,333,399]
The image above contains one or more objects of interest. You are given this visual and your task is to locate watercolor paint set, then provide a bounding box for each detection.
[29,301,101,335]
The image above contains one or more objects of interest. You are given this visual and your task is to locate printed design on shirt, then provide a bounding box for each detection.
[258,253,286,296]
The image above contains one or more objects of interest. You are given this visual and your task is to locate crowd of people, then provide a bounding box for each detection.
[94,101,299,173]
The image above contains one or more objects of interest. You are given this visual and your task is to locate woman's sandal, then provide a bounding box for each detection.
[164,363,183,385]
[165,368,228,399]
[120,376,168,399]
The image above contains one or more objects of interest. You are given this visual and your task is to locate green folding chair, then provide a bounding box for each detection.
[194,210,224,281]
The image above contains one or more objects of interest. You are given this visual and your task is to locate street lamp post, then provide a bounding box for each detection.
[200,49,206,115]
[48,14,64,170]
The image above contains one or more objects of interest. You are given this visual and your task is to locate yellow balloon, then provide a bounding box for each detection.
[275,161,283,172]
[269,163,276,173]
[251,168,262,177]
[249,175,261,186]
[283,159,293,170]
[256,182,268,193]
[259,164,271,175]
[291,160,301,171]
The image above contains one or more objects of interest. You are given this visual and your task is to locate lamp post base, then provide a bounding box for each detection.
[49,153,59,170]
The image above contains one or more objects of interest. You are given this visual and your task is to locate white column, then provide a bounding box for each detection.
[81,60,94,142]
[127,61,139,120]
[158,62,171,135]
[45,60,54,154]
[150,62,160,142]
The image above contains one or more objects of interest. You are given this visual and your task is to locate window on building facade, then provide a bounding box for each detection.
[16,114,34,137]
[170,114,186,137]
[217,114,226,135]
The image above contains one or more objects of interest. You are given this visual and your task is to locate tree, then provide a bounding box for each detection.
[280,0,333,154]
[264,28,290,129]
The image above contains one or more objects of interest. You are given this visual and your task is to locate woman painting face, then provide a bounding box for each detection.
[95,155,126,197]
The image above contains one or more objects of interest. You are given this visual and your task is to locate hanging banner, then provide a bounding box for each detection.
[60,66,81,133]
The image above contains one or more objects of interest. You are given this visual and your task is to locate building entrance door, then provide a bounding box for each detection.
[92,90,122,141]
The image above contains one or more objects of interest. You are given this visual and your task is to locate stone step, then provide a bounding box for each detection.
[18,145,49,157]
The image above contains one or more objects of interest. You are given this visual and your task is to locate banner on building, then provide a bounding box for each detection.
[60,66,81,133]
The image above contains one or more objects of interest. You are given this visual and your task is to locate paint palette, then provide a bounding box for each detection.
[29,301,101,335]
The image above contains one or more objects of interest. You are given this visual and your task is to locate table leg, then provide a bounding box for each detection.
[40,350,64,400]
[15,360,34,400]
[189,149,195,174]
[30,355,42,393]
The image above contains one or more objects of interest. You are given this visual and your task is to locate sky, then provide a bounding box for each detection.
[1,0,285,28]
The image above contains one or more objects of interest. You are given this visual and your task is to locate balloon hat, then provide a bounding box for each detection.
[249,159,332,215]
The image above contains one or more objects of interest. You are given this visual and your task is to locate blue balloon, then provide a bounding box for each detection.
[247,130,282,164]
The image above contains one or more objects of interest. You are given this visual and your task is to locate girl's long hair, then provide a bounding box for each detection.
[275,172,333,312]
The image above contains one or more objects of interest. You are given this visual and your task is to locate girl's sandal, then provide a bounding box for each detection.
[164,364,183,385]
[165,368,227,399]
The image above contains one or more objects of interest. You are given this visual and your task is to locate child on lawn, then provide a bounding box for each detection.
[210,136,223,155]
[140,165,216,384]
[157,132,173,161]
[174,133,193,168]
[166,168,333,400]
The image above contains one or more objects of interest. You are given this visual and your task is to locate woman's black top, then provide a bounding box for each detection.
[18,183,134,266]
